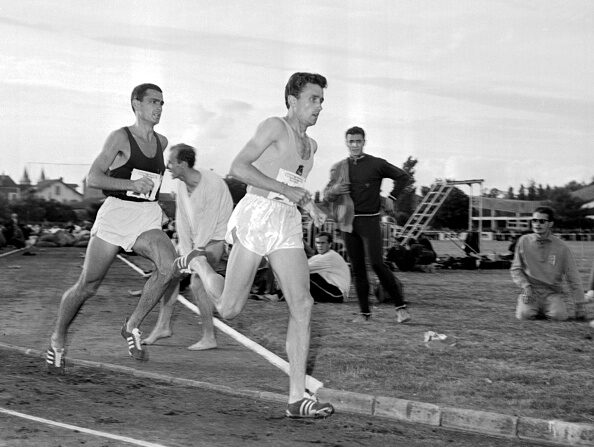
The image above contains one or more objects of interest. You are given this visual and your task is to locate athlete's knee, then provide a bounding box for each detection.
[153,259,177,282]
[71,279,100,301]
[288,294,314,321]
[218,307,238,320]
[218,302,243,320]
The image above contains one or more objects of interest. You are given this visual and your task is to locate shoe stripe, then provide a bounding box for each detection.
[46,348,64,368]
[300,399,314,416]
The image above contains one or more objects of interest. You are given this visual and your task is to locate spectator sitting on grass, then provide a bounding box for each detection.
[510,206,586,321]
[308,232,351,303]
[4,213,29,249]
[409,235,437,271]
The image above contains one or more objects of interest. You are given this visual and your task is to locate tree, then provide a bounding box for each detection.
[547,188,592,229]
[506,187,514,199]
[527,180,537,201]
[517,184,526,200]
[431,187,469,230]
[485,188,501,198]
[565,180,586,192]
[0,195,10,223]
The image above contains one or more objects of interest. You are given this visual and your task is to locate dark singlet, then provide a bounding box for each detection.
[103,127,165,202]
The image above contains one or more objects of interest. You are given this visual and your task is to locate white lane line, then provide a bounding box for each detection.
[0,248,26,258]
[0,406,171,447]
[176,295,323,392]
[117,254,151,277]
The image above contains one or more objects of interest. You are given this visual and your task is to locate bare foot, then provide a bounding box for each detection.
[142,328,172,345]
[187,339,217,351]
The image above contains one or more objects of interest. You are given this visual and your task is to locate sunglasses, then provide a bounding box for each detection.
[531,218,549,224]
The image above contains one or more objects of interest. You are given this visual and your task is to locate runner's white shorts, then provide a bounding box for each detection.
[226,193,304,257]
[91,196,163,251]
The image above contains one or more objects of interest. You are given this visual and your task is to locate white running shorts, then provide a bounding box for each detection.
[226,193,304,256]
[91,196,163,251]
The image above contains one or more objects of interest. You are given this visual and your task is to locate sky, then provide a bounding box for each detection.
[1,0,593,197]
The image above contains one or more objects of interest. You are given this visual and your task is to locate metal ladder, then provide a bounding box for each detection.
[397,180,455,245]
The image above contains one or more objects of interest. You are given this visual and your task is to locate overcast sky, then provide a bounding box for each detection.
[1,0,593,196]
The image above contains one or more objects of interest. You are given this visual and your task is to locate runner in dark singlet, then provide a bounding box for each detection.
[46,84,179,374]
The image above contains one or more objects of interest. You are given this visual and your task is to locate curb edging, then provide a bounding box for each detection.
[2,342,593,446]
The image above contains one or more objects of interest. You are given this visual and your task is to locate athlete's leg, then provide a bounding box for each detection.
[128,229,177,331]
[191,232,262,320]
[141,280,179,345]
[50,236,119,349]
[187,241,225,350]
[268,248,313,404]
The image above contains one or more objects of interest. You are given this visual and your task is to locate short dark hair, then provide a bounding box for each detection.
[131,83,162,112]
[345,126,365,139]
[170,143,196,168]
[284,72,327,109]
[315,231,333,244]
[534,206,555,222]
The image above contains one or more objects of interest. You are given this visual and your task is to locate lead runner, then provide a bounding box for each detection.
[176,72,334,418]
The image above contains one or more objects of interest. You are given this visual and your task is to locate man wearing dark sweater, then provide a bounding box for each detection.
[324,126,411,323]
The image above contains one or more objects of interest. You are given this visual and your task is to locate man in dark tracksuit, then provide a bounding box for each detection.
[324,126,411,323]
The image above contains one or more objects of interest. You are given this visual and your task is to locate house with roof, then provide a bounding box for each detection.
[0,174,21,201]
[34,178,83,203]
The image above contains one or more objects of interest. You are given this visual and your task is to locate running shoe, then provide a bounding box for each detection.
[286,397,335,419]
[121,320,148,361]
[46,345,65,374]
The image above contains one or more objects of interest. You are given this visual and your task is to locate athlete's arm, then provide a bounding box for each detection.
[86,129,153,194]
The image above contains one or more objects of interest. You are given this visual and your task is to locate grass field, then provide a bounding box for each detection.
[229,240,594,423]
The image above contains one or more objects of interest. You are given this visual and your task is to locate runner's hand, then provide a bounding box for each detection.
[131,176,154,195]
[303,201,327,228]
[282,185,311,206]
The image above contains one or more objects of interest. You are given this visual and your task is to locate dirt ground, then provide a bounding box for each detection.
[0,245,590,446]
[1,349,537,447]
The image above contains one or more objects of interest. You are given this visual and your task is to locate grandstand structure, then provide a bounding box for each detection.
[472,197,547,232]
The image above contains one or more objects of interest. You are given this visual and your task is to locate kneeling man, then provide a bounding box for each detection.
[510,206,586,321]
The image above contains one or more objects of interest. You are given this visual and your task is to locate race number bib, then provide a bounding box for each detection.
[126,168,162,201]
[267,168,305,205]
